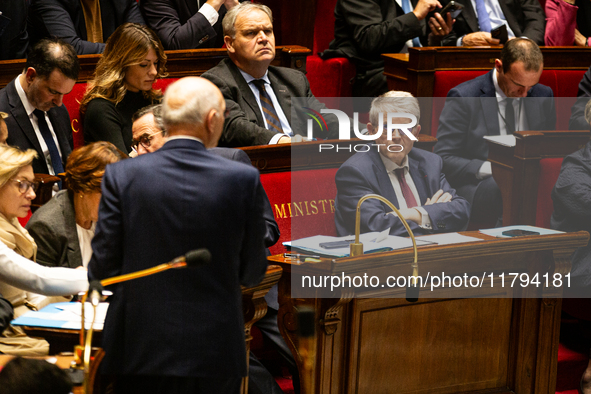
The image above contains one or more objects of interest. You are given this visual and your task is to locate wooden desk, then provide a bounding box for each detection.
[487,130,591,226]
[0,45,310,89]
[383,46,591,98]
[241,135,438,174]
[270,230,589,394]
[20,265,282,394]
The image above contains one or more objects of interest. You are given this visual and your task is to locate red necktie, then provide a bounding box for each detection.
[395,168,418,208]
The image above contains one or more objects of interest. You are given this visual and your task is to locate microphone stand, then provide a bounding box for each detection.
[72,250,210,393]
[350,194,420,302]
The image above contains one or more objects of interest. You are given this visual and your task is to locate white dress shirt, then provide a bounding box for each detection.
[15,75,63,176]
[379,154,433,230]
[239,69,292,144]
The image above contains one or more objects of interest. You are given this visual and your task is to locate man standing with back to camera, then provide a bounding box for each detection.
[88,77,269,393]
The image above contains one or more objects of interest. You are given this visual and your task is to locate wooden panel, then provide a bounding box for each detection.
[352,298,512,393]
[384,46,591,98]
[241,135,438,173]
[0,45,311,89]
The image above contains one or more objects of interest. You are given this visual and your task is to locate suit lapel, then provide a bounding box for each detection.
[268,68,292,125]
[7,80,44,154]
[480,71,501,136]
[370,150,400,208]
[498,0,521,36]
[47,109,72,161]
[408,155,429,205]
[524,90,543,129]
[227,60,265,127]
[62,193,82,268]
[458,0,480,33]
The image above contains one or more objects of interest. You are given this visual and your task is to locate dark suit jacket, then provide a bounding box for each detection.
[325,0,428,72]
[434,70,555,199]
[441,0,545,45]
[88,138,268,377]
[0,292,13,334]
[210,147,279,248]
[0,77,73,174]
[0,0,30,60]
[569,65,591,131]
[335,147,470,237]
[202,58,339,147]
[29,0,144,54]
[26,190,83,269]
[551,140,591,292]
[140,0,226,50]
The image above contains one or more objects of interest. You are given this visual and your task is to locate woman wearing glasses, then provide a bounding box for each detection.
[0,144,88,355]
[27,142,127,269]
[80,23,167,155]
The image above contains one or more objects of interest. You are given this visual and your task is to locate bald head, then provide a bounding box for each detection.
[162,77,226,147]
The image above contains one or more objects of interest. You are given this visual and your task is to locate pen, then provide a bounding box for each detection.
[284,253,321,259]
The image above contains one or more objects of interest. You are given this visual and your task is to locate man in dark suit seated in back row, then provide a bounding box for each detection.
[202,2,339,147]
[434,38,555,226]
[335,91,470,237]
[0,38,78,175]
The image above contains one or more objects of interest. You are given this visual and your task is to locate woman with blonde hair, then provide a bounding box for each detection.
[0,145,88,355]
[27,142,128,268]
[81,23,167,154]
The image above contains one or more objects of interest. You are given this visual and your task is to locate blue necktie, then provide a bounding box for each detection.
[401,0,422,47]
[33,109,64,175]
[475,0,492,32]
[252,79,284,134]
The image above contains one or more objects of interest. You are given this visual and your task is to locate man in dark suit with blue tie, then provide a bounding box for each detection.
[335,91,470,237]
[0,38,77,175]
[434,38,555,225]
[88,77,269,393]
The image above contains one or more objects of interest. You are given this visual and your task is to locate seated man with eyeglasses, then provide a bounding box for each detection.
[130,104,167,156]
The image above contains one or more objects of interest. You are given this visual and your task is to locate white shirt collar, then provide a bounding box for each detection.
[165,135,204,145]
[239,69,271,86]
[379,153,409,174]
[15,74,36,117]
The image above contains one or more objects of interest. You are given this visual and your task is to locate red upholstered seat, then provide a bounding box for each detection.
[306,0,355,98]
[62,83,88,149]
[535,157,563,228]
[260,168,339,255]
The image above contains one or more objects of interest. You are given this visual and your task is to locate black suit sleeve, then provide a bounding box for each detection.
[140,0,220,50]
[337,0,424,56]
[83,99,128,153]
[515,0,545,44]
[570,66,591,131]
[0,293,13,333]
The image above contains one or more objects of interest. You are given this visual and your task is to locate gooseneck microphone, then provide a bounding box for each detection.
[74,249,210,393]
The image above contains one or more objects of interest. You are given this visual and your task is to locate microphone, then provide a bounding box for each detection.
[73,249,211,387]
[101,248,210,287]
[184,248,212,267]
[350,194,420,302]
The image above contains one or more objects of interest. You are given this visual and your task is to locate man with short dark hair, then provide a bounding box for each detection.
[434,38,555,225]
[131,104,168,155]
[202,2,338,147]
[0,38,78,175]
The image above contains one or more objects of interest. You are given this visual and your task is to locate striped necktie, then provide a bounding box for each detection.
[252,79,284,134]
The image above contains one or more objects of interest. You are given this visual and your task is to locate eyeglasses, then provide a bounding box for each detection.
[11,179,39,194]
[131,130,164,151]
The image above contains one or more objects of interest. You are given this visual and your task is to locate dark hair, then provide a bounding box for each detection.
[132,104,165,134]
[500,38,543,74]
[25,38,79,81]
[0,357,72,394]
[66,141,128,194]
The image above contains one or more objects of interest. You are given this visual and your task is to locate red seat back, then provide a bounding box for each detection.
[535,157,563,228]
[63,83,88,149]
[260,168,339,255]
